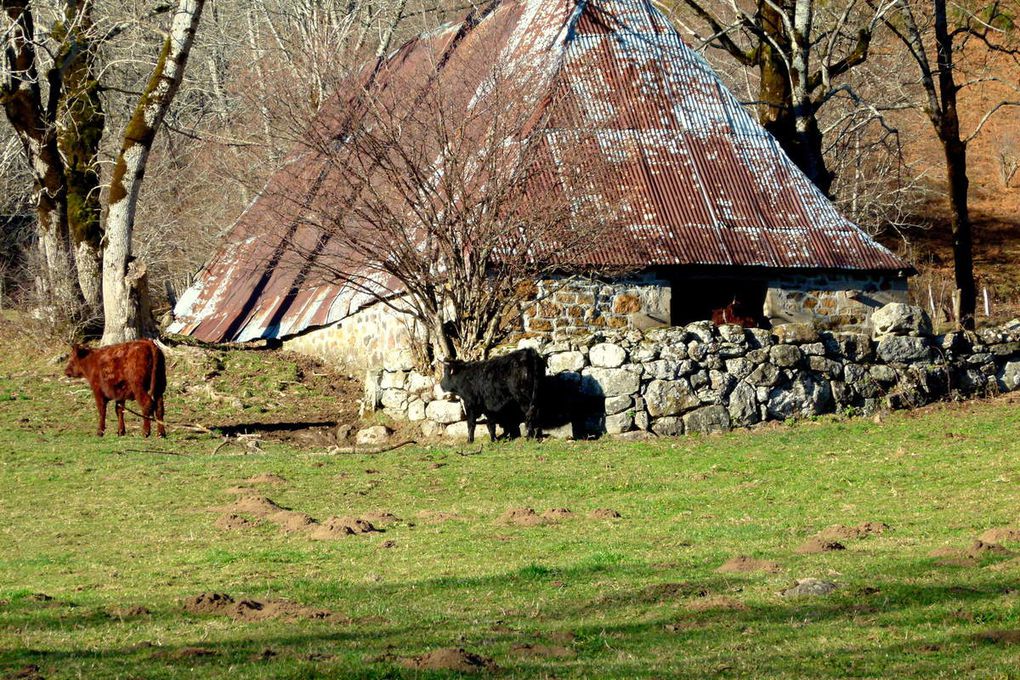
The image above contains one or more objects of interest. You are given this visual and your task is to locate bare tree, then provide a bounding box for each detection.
[285,63,634,361]
[101,0,206,345]
[874,0,1020,329]
[667,0,892,196]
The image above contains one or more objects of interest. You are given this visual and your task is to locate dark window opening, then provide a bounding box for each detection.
[669,277,768,328]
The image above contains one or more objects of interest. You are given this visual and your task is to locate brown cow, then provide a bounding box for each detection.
[64,339,167,438]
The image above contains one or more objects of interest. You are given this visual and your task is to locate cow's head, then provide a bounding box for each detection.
[64,344,89,378]
[438,358,466,393]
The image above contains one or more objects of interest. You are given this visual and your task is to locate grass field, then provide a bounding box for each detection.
[1,326,1019,678]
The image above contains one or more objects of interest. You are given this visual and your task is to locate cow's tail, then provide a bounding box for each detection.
[149,340,166,400]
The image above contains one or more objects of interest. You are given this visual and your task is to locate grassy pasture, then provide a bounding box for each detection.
[1,323,1019,678]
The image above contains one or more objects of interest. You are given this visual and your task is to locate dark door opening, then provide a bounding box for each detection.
[669,276,768,327]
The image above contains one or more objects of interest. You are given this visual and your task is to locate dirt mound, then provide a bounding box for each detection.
[226,495,285,517]
[215,514,261,531]
[509,643,576,658]
[541,508,574,520]
[978,527,1020,544]
[182,592,344,623]
[816,522,889,541]
[931,540,1012,566]
[362,512,400,525]
[499,508,545,526]
[716,556,783,573]
[796,538,847,554]
[223,486,257,495]
[245,473,288,485]
[589,508,622,519]
[307,516,379,540]
[269,510,318,533]
[400,648,496,673]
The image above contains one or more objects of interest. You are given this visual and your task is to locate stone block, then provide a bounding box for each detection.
[426,399,463,424]
[380,389,408,411]
[801,342,825,356]
[876,336,931,364]
[645,379,699,417]
[871,303,932,337]
[770,344,802,368]
[766,374,833,419]
[651,416,684,436]
[604,394,633,415]
[380,370,408,390]
[725,357,753,380]
[445,421,471,440]
[728,381,759,426]
[716,323,746,344]
[685,321,715,343]
[808,356,842,379]
[644,359,680,380]
[407,398,426,422]
[821,332,874,362]
[581,367,641,397]
[547,350,586,373]
[590,342,628,368]
[773,322,819,344]
[605,411,634,434]
[406,372,435,395]
[356,425,392,446]
[683,405,731,434]
[998,361,1020,391]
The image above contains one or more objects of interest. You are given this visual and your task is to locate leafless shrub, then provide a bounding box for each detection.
[997,133,1020,188]
[276,60,636,361]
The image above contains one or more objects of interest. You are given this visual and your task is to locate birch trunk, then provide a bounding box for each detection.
[101,0,206,345]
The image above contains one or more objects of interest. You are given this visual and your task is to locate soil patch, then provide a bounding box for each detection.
[107,606,151,619]
[978,527,1020,544]
[215,514,261,531]
[510,643,576,658]
[417,510,461,523]
[223,486,257,495]
[686,595,748,612]
[637,582,710,603]
[362,512,400,526]
[589,508,622,519]
[541,508,574,521]
[308,516,380,540]
[4,665,43,680]
[796,538,847,554]
[157,647,218,660]
[245,473,288,485]
[400,648,496,673]
[975,630,1020,645]
[499,507,545,527]
[716,556,783,574]
[225,494,285,517]
[815,522,889,542]
[182,592,345,623]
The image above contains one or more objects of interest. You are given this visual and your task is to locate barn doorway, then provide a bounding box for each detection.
[669,275,768,327]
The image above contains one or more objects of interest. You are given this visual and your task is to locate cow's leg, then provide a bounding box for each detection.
[136,391,153,438]
[93,391,107,437]
[115,401,126,436]
[486,416,497,443]
[465,409,477,444]
[524,404,540,440]
[155,396,166,438]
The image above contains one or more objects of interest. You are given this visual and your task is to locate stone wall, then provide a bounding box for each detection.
[366,306,1020,440]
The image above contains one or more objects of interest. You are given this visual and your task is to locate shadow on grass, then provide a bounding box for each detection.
[1,558,1017,677]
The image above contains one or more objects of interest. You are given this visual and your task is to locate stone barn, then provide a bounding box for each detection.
[169,0,912,371]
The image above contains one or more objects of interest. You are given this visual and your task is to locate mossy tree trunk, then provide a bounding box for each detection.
[1,0,78,309]
[100,0,206,345]
[56,0,105,312]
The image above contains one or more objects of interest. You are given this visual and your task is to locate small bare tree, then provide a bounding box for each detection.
[283,63,635,361]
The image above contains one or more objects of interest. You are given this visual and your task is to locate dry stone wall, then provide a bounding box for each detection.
[365,306,1020,439]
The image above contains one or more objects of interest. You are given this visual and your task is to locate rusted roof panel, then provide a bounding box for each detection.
[171,0,909,343]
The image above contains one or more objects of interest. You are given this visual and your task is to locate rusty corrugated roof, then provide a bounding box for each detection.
[170,0,910,343]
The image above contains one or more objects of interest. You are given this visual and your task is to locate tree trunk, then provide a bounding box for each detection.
[101,0,206,345]
[933,0,975,330]
[58,0,105,311]
[1,0,78,308]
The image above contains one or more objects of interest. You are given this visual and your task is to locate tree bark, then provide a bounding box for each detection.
[1,0,78,307]
[101,0,206,345]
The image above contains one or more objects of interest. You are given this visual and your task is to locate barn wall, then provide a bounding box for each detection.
[282,300,417,372]
[523,274,672,335]
[766,272,908,329]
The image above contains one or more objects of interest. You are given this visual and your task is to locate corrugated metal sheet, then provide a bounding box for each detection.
[170,0,910,343]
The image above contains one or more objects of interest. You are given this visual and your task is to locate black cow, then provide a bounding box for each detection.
[439,348,545,443]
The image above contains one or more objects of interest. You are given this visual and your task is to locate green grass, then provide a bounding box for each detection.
[1,333,1019,678]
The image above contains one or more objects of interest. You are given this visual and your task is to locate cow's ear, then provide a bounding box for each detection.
[73,344,87,358]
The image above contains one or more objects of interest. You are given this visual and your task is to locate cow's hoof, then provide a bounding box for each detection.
[117,431,125,437]
[96,431,104,437]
